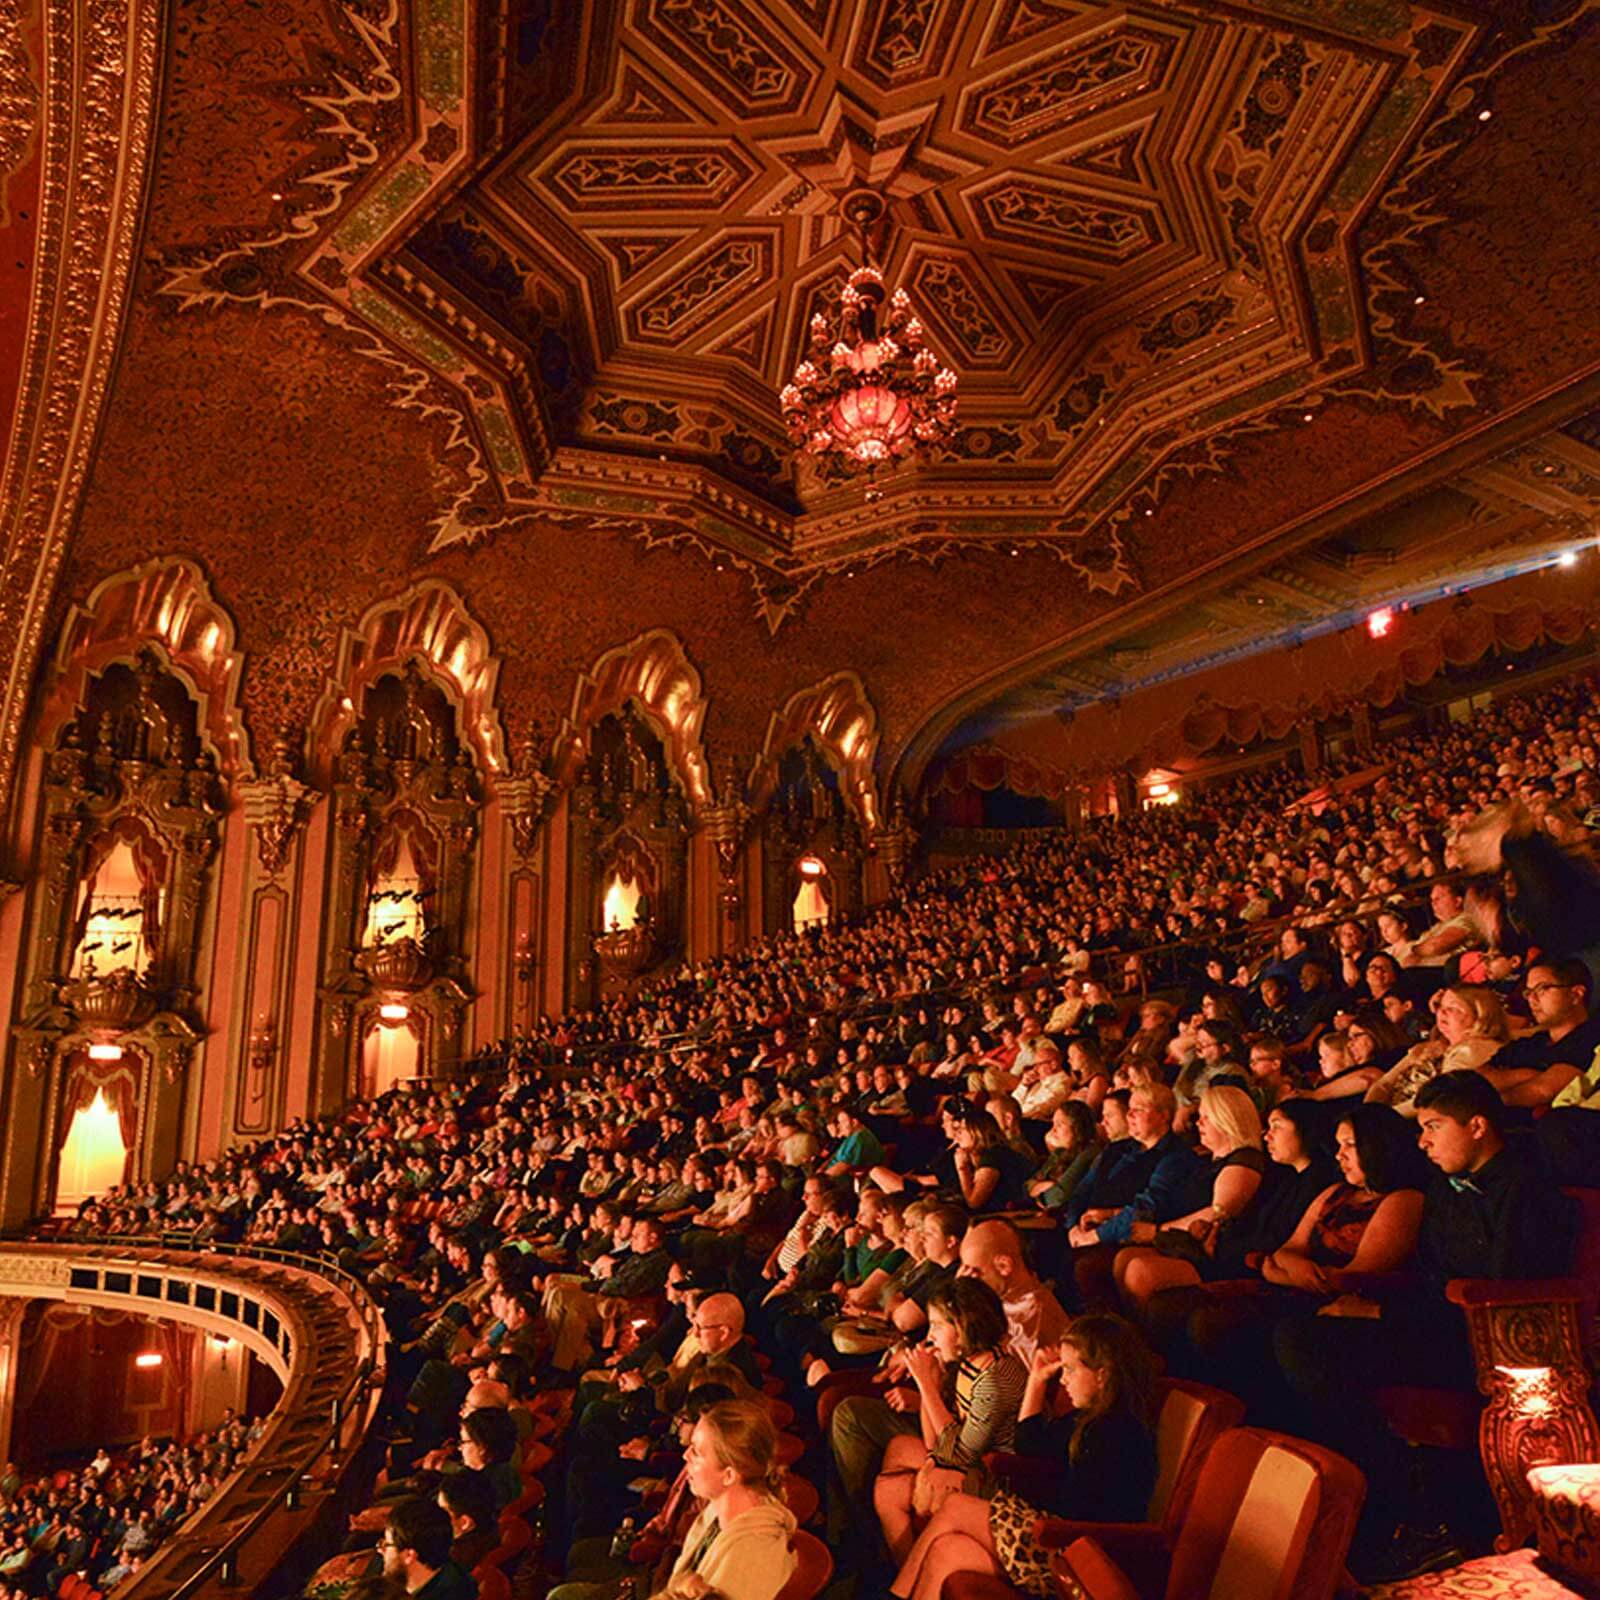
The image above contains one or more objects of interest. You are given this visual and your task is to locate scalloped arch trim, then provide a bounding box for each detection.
[748,671,881,830]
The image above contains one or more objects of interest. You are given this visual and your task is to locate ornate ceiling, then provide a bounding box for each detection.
[155,0,1520,605]
[3,0,1597,826]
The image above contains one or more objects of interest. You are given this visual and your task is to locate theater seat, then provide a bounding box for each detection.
[1053,1427,1364,1600]
[1376,1186,1600,1550]
[946,1379,1244,1600]
[489,1513,533,1566]
[502,1477,546,1521]
[781,1472,820,1526]
[775,1529,833,1600]
[475,1562,512,1600]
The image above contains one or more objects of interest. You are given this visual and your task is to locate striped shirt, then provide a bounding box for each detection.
[933,1349,1028,1468]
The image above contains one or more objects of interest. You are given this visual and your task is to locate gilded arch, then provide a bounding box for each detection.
[306,580,509,781]
[748,671,881,831]
[41,558,253,778]
[551,629,711,814]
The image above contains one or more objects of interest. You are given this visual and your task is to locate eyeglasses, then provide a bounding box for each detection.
[1523,983,1573,999]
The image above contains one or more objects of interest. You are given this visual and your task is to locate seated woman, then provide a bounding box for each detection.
[1065,1038,1111,1116]
[872,1280,1027,1566]
[1026,1102,1103,1212]
[951,1104,1037,1214]
[1181,1103,1429,1402]
[654,1400,796,1600]
[1111,1085,1267,1313]
[887,1313,1160,1600]
[1363,985,1509,1117]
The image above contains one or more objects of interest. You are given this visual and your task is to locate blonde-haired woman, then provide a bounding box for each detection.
[1364,986,1510,1118]
[652,1400,796,1600]
[1112,1085,1267,1313]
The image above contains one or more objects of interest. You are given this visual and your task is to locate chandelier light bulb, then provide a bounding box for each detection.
[779,261,960,488]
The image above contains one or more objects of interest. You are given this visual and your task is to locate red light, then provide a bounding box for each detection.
[1367,607,1394,639]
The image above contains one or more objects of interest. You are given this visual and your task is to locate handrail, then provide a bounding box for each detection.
[2,1236,387,1600]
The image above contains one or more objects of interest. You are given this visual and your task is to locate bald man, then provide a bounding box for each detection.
[957,1220,1070,1366]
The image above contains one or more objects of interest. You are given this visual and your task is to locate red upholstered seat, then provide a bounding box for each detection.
[1055,1427,1365,1600]
[942,1378,1245,1600]
[781,1472,820,1526]
[775,1431,805,1467]
[488,1513,533,1566]
[774,1529,833,1600]
[475,1562,512,1600]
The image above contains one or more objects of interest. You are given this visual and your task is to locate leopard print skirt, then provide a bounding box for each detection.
[989,1489,1057,1598]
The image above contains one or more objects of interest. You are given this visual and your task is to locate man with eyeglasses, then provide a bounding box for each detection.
[378,1497,474,1598]
[1478,959,1600,1111]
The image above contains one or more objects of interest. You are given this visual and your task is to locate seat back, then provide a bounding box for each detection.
[1164,1428,1364,1600]
[1562,1187,1600,1360]
[1148,1379,1247,1534]
[475,1562,512,1600]
[775,1528,833,1600]
[781,1472,819,1526]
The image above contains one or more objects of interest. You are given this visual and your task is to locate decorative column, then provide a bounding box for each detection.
[229,744,314,1139]
[1298,719,1323,776]
[498,744,554,1038]
[0,1297,28,1467]
[866,801,917,904]
[1350,702,1376,760]
[701,756,751,955]
[1112,770,1138,820]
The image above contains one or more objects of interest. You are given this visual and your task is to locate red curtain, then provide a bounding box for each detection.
[72,815,167,961]
[368,807,440,891]
[55,1049,141,1178]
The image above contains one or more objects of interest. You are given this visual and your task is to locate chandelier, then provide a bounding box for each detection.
[779,262,959,489]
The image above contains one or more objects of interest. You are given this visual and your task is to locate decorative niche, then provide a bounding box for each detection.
[14,649,224,1208]
[761,736,864,936]
[568,703,689,1002]
[315,663,480,1103]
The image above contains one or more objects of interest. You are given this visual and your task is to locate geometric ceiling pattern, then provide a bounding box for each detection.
[156,0,1524,624]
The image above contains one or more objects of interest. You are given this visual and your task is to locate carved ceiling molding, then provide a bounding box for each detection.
[40,557,254,779]
[747,670,883,830]
[0,0,166,828]
[306,579,510,783]
[550,628,713,814]
[142,0,1600,631]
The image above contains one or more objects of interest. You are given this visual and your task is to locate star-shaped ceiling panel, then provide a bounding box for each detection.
[158,0,1499,617]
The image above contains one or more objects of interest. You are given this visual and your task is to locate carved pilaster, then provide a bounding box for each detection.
[499,772,555,863]
[869,802,918,892]
[239,771,313,881]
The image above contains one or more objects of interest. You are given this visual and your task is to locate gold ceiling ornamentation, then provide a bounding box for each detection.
[146,0,1599,629]
[551,629,713,814]
[306,580,510,782]
[42,558,254,779]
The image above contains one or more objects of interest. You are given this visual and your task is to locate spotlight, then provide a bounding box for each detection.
[1367,607,1394,640]
[1478,108,1493,121]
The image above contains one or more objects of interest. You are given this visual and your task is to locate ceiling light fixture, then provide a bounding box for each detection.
[1367,606,1395,639]
[780,193,957,499]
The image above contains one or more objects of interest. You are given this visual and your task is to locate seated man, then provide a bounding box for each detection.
[1273,1071,1576,1579]
[1479,958,1600,1109]
[379,1496,475,1599]
[437,1468,501,1575]
[543,1217,673,1372]
[1065,1084,1198,1254]
[1406,879,1484,968]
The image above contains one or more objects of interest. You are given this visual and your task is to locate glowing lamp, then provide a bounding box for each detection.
[134,1352,163,1369]
[1147,782,1171,798]
[1367,607,1395,639]
[87,1043,124,1062]
[379,1003,409,1022]
[209,1334,235,1350]
[1558,551,1578,569]
[1497,1364,1558,1419]
[797,857,826,879]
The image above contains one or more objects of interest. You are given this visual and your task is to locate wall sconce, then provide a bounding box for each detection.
[379,1002,409,1022]
[87,1042,124,1062]
[134,1351,163,1369]
[208,1334,235,1350]
[797,855,826,879]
